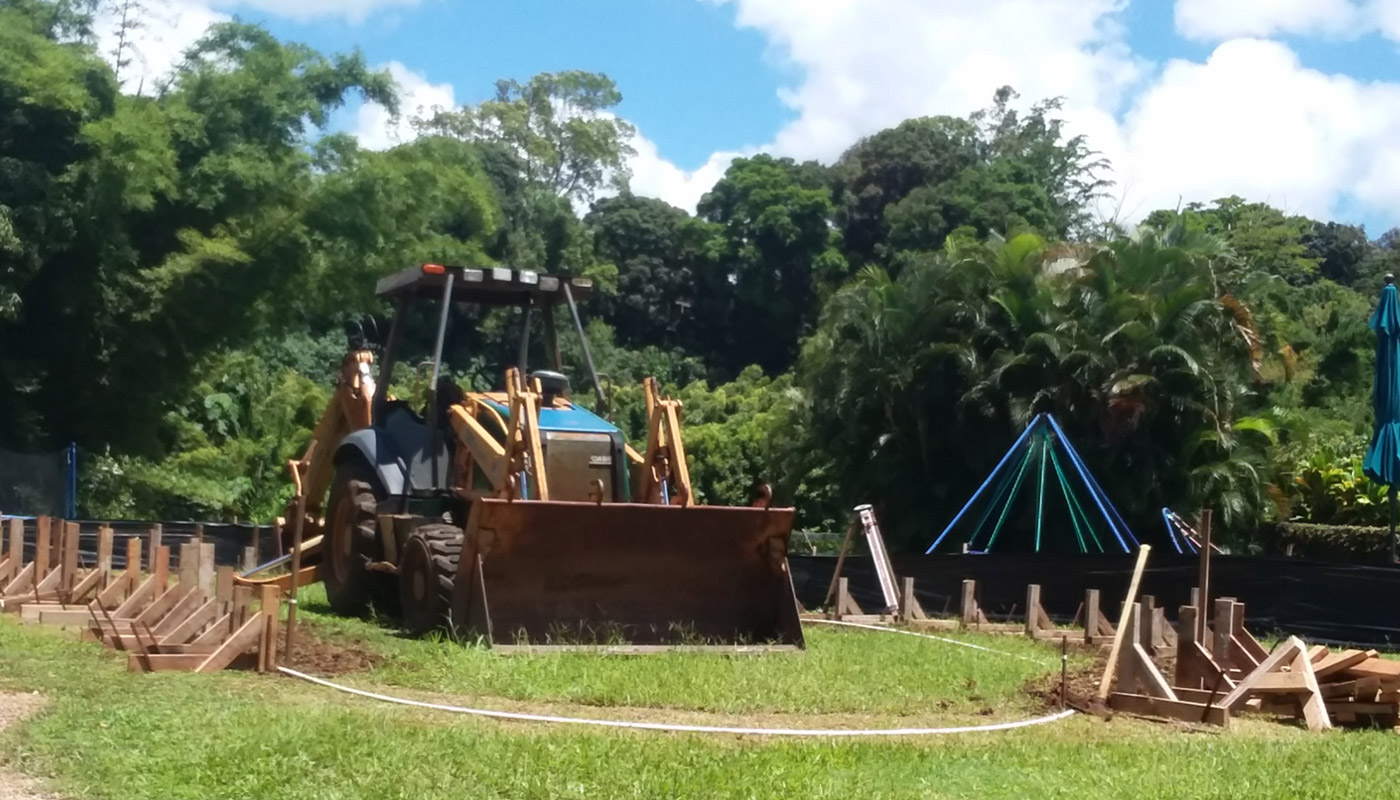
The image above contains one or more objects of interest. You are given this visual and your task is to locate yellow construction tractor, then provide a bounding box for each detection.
[280,264,805,649]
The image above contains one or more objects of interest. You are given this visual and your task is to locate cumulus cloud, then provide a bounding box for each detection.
[1111,39,1400,221]
[642,0,1400,227]
[1174,0,1364,41]
[719,0,1144,163]
[92,0,229,91]
[623,134,747,213]
[352,62,456,151]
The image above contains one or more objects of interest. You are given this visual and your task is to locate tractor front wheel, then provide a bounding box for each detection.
[399,524,463,636]
[323,461,383,617]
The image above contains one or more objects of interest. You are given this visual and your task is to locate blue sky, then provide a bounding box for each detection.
[124,0,1400,233]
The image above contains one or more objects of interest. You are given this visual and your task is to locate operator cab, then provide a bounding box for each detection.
[356,264,623,509]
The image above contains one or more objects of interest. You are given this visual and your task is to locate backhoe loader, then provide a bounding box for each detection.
[279,264,805,649]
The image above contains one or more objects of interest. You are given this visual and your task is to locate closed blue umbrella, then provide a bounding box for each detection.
[1363,274,1400,564]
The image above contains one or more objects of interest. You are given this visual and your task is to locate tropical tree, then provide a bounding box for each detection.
[798,226,1267,549]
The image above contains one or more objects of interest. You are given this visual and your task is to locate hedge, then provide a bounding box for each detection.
[1256,521,1394,561]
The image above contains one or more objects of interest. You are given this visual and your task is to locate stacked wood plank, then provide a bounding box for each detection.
[1279,647,1400,728]
[1103,594,1400,732]
[0,514,282,674]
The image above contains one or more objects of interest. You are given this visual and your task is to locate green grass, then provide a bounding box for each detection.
[301,586,1062,717]
[0,598,1397,800]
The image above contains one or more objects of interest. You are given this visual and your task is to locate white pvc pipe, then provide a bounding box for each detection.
[277,619,1074,737]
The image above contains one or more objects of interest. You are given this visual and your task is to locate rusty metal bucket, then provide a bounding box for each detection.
[449,499,806,651]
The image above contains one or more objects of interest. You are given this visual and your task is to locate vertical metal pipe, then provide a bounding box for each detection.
[1060,635,1068,711]
[1389,487,1397,563]
[428,272,456,489]
[1196,508,1212,644]
[543,304,564,372]
[374,297,406,421]
[284,488,308,666]
[517,301,534,376]
[562,283,607,413]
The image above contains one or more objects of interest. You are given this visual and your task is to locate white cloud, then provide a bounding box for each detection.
[1110,39,1400,222]
[614,0,1400,228]
[623,135,746,213]
[352,62,456,151]
[1174,0,1363,41]
[93,0,229,91]
[1373,0,1400,39]
[719,0,1145,163]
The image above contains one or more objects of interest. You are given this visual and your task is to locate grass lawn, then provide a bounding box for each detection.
[0,587,1396,799]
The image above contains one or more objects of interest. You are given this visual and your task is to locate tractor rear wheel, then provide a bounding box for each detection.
[399,524,462,636]
[323,461,383,617]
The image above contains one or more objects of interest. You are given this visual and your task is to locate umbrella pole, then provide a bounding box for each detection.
[1391,487,1398,565]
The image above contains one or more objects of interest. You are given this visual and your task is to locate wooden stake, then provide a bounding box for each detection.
[147,524,162,575]
[1196,509,1212,643]
[834,577,863,618]
[1097,544,1152,700]
[34,516,50,581]
[1026,584,1044,635]
[178,541,198,588]
[285,491,308,666]
[153,545,170,594]
[823,517,859,607]
[961,579,978,627]
[215,567,234,604]
[1085,589,1101,644]
[1212,598,1235,666]
[259,585,280,671]
[7,518,20,577]
[899,576,927,621]
[96,526,114,589]
[198,542,216,599]
[60,522,79,600]
[241,546,257,574]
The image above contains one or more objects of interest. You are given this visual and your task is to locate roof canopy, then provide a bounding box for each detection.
[375,264,595,307]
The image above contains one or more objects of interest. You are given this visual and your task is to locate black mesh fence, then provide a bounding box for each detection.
[0,517,280,572]
[0,445,72,518]
[790,553,1400,649]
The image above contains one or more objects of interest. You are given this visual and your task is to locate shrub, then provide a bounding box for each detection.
[1257,521,1393,561]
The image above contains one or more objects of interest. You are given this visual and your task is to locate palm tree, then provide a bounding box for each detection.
[798,226,1269,550]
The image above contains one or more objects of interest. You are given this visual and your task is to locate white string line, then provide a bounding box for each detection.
[805,618,1050,664]
[277,667,1075,736]
[277,619,1074,737]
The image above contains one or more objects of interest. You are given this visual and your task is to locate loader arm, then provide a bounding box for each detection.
[286,349,377,526]
[444,368,553,501]
[634,377,692,506]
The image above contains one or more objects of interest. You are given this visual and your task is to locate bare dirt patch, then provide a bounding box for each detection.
[1023,642,1111,717]
[281,620,384,677]
[0,692,64,800]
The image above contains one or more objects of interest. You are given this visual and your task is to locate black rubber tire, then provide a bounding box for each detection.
[323,460,383,618]
[399,523,463,636]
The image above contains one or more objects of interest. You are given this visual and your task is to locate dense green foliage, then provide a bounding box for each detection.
[2,0,1395,552]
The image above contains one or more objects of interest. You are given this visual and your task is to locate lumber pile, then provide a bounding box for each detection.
[0,514,281,674]
[1102,594,1400,732]
[1283,647,1400,728]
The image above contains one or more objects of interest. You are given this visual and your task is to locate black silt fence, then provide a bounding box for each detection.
[789,553,1400,649]
[1,518,279,571]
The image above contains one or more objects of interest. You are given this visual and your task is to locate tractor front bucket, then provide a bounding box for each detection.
[450,499,806,650]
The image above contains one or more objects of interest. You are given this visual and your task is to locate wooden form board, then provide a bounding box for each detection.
[0,516,281,677]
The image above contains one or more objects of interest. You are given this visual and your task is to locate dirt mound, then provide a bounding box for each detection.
[1023,641,1112,717]
[281,622,384,677]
